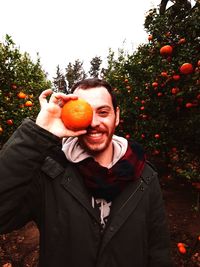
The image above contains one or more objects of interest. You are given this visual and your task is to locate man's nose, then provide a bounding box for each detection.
[90,112,100,127]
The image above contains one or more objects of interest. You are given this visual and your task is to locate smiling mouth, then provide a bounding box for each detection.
[87,132,103,137]
[85,132,105,142]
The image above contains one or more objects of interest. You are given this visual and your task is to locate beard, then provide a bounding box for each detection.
[78,128,114,156]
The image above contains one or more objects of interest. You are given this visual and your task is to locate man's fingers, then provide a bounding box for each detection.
[49,93,78,106]
[39,89,53,107]
[38,89,79,109]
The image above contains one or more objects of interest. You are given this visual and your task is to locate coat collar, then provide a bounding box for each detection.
[61,163,100,223]
[41,155,100,223]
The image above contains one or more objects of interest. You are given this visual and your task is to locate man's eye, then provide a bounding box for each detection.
[99,111,109,116]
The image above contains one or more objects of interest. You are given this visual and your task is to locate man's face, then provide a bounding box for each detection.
[73,86,120,156]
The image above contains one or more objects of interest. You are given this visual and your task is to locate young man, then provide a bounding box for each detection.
[0,78,172,266]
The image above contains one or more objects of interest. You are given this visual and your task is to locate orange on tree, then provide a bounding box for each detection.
[178,38,186,44]
[177,242,185,248]
[180,63,193,74]
[6,119,13,125]
[185,102,193,108]
[140,106,145,111]
[11,84,17,90]
[179,246,187,254]
[160,45,173,56]
[179,244,187,254]
[17,92,26,99]
[61,98,93,131]
[172,74,180,81]
[152,82,158,87]
[161,71,168,77]
[171,87,179,95]
[154,133,160,139]
[24,100,33,107]
[148,35,153,41]
[177,242,187,254]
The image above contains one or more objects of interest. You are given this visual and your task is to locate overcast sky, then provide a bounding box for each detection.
[1,0,162,80]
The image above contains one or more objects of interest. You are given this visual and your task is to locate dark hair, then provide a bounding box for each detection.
[71,78,118,112]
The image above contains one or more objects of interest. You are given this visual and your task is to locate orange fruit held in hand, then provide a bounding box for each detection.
[61,98,93,131]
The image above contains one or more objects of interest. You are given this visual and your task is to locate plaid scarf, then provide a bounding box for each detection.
[75,142,146,202]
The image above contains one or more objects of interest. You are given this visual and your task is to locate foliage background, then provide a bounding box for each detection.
[0,35,51,147]
[103,1,200,183]
[0,1,199,184]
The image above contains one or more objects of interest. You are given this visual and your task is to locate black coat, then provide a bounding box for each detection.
[0,119,173,267]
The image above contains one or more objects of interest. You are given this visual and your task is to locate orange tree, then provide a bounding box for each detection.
[0,35,51,148]
[103,1,200,182]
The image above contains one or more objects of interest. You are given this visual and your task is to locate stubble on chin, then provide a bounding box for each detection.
[78,138,104,155]
[78,135,112,155]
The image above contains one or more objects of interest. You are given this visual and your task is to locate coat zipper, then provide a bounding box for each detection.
[118,179,144,212]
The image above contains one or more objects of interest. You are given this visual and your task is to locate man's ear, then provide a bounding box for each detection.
[115,107,120,126]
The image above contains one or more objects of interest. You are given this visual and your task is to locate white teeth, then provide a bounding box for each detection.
[88,133,102,137]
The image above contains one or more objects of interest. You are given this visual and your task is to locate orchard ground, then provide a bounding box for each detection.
[0,169,200,267]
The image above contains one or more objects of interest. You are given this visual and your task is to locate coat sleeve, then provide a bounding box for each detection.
[147,171,173,267]
[0,118,61,233]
